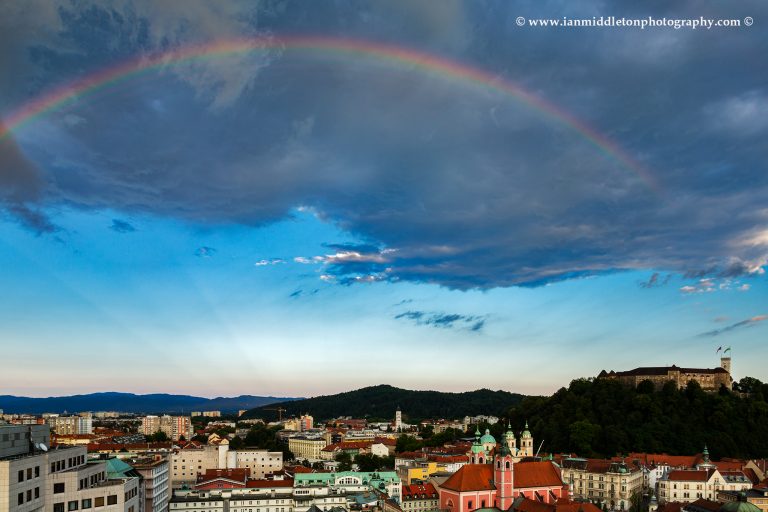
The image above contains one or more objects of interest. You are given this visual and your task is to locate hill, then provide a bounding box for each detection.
[241,384,526,422]
[0,392,302,414]
[502,376,768,460]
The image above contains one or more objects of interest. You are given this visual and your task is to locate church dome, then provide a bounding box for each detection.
[521,422,532,438]
[720,495,760,512]
[480,429,496,444]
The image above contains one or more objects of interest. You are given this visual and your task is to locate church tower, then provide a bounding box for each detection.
[494,437,515,511]
[520,422,534,457]
[395,407,402,431]
[504,422,517,455]
[470,427,487,464]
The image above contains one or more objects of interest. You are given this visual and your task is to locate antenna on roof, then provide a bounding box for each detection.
[535,440,544,458]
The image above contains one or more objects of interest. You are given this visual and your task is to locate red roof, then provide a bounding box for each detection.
[514,462,565,488]
[198,468,250,483]
[742,468,760,484]
[514,497,554,512]
[86,442,172,451]
[715,460,744,472]
[441,464,495,492]
[441,461,563,493]
[556,503,602,512]
[246,479,294,488]
[667,470,712,482]
[402,483,438,500]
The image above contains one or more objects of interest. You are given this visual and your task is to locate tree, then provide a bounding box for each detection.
[396,435,422,453]
[335,452,352,472]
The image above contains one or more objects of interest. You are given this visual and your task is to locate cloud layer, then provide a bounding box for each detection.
[1,1,767,288]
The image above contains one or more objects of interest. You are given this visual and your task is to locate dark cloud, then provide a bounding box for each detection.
[195,246,216,258]
[395,310,487,332]
[2,1,767,288]
[0,127,58,232]
[110,219,136,233]
[638,272,672,289]
[698,315,768,337]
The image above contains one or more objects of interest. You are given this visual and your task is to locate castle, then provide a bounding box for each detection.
[598,355,732,391]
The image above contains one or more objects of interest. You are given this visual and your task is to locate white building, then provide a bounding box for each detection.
[171,444,283,488]
[134,456,171,512]
[0,425,140,512]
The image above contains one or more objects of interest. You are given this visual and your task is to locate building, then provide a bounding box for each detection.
[559,458,644,509]
[598,357,733,391]
[658,468,752,503]
[288,437,327,461]
[718,485,768,512]
[133,456,171,512]
[438,426,567,512]
[395,408,403,431]
[1,424,142,512]
[400,483,440,512]
[171,444,283,488]
[141,416,193,441]
[300,415,314,432]
[46,415,93,436]
[202,412,222,418]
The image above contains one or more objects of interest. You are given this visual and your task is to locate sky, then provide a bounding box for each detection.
[1,0,767,398]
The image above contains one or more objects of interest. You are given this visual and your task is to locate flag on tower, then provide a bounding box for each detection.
[716,346,722,353]
[724,346,731,354]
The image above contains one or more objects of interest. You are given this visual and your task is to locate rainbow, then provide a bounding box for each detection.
[0,35,659,192]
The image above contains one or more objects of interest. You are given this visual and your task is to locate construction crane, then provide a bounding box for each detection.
[264,407,287,421]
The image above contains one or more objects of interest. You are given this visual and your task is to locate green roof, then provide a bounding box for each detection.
[480,429,496,444]
[105,458,134,478]
[295,471,399,488]
[720,500,761,512]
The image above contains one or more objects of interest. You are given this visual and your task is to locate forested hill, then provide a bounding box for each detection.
[502,376,768,460]
[242,385,526,422]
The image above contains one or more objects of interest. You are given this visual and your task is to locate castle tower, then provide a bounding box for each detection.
[494,437,515,511]
[721,355,731,374]
[520,422,534,457]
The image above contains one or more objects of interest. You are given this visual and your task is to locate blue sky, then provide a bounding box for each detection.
[1,1,767,398]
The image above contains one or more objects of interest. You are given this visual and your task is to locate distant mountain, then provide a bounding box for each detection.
[241,384,525,422]
[0,392,302,415]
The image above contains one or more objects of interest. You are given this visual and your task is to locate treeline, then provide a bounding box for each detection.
[503,376,768,459]
[242,385,525,422]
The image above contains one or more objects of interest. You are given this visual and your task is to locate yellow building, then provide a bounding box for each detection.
[288,437,327,460]
[560,458,644,510]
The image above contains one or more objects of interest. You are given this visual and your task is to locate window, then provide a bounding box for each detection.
[27,467,33,479]
[69,500,80,511]
[18,470,24,482]
[82,499,92,509]
[35,488,40,499]
[107,495,118,506]
[54,503,65,512]
[54,483,66,494]
[95,497,105,507]
[35,466,40,478]
[19,493,24,505]
[27,490,32,501]
[469,501,473,509]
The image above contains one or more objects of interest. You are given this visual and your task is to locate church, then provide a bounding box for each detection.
[438,424,569,512]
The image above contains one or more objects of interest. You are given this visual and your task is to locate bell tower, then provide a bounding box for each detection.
[494,439,515,510]
[520,422,534,457]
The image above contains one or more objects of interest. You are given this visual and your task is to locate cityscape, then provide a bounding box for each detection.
[1,2,767,512]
